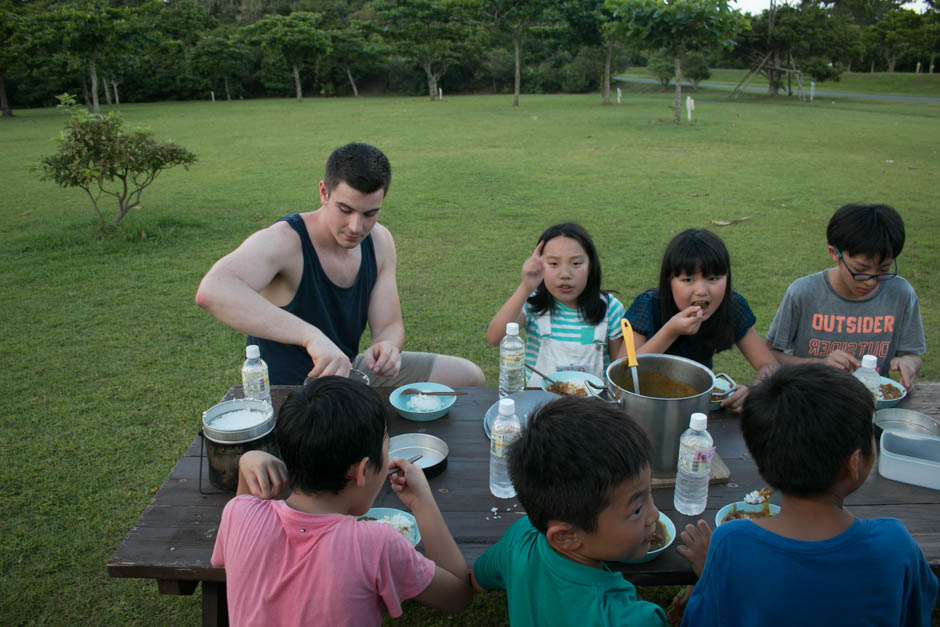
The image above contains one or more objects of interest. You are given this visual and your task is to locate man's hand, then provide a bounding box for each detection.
[304,335,352,379]
[388,457,433,509]
[364,341,402,378]
[521,243,545,293]
[891,355,921,390]
[667,305,705,336]
[823,349,860,372]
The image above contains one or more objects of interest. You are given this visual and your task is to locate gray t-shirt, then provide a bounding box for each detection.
[767,270,926,374]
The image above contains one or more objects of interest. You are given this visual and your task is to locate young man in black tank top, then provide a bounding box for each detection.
[196,143,484,387]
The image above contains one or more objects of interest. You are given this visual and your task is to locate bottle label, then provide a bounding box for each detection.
[490,430,518,458]
[679,446,715,474]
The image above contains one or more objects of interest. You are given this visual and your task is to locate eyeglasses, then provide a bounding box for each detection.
[833,246,897,282]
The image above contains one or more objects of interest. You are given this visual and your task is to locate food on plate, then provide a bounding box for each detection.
[878,383,903,400]
[722,488,777,524]
[744,488,774,504]
[406,393,442,411]
[649,519,670,550]
[358,512,416,542]
[546,380,588,397]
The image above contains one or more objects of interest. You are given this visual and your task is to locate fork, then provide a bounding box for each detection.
[400,389,467,396]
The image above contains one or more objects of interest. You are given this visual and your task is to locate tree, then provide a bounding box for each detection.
[38,94,197,231]
[867,9,923,71]
[0,0,21,116]
[241,12,330,102]
[607,0,745,123]
[370,0,468,100]
[558,0,631,105]
[458,0,552,106]
[192,30,254,100]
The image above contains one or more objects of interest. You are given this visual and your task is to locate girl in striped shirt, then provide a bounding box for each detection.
[487,222,625,387]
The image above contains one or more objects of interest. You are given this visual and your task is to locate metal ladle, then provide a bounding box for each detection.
[620,318,641,396]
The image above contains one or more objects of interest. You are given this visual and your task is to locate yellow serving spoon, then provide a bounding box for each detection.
[620,318,641,396]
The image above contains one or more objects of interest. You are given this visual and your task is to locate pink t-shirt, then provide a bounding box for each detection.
[211,496,435,627]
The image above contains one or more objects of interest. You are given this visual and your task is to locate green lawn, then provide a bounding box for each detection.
[1,90,937,624]
[618,67,940,98]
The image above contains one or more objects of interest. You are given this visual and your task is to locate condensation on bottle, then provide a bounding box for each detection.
[489,398,521,498]
[673,412,714,516]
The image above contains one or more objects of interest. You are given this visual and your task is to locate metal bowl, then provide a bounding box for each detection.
[873,408,940,438]
[389,433,449,478]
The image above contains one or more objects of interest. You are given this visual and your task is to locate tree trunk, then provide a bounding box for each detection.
[345,65,359,97]
[512,34,521,107]
[930,53,936,74]
[0,70,11,117]
[767,51,782,95]
[673,54,682,124]
[89,56,100,114]
[224,78,232,101]
[870,59,875,72]
[102,76,112,105]
[425,63,437,101]
[292,63,302,102]
[82,77,90,107]
[602,45,612,105]
[887,53,896,73]
[847,60,852,72]
[112,80,120,105]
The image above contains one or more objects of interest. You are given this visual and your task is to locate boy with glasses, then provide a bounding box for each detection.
[766,203,925,389]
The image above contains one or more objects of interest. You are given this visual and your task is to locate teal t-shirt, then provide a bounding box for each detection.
[474,517,667,627]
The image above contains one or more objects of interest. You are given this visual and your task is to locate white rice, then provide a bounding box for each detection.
[375,514,415,542]
[211,409,265,430]
[406,393,442,412]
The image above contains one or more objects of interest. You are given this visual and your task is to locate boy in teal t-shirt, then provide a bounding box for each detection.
[472,396,667,627]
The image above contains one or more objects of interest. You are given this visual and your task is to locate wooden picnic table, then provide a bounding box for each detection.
[108,383,940,626]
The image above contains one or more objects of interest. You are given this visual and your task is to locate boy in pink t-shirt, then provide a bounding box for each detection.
[211,377,472,626]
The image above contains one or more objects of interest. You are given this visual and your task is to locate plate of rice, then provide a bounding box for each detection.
[389,382,457,421]
[358,507,420,545]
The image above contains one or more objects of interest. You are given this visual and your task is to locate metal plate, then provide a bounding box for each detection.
[874,408,940,437]
[484,390,558,439]
[389,433,449,478]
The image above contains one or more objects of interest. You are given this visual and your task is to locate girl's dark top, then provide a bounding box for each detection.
[624,289,756,369]
[247,213,377,385]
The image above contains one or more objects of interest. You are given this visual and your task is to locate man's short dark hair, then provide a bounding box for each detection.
[741,364,875,497]
[324,142,391,196]
[508,396,653,534]
[275,376,390,494]
[827,203,905,263]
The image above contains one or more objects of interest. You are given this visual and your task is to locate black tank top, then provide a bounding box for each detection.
[247,213,377,385]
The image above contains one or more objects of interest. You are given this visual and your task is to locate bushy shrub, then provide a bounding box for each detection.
[38,94,197,232]
[646,50,674,88]
[682,52,711,90]
[802,58,844,82]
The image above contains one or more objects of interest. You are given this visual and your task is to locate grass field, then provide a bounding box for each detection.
[1,83,938,624]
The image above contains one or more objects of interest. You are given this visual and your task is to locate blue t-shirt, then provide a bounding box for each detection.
[624,289,756,369]
[682,517,938,627]
[474,517,666,627]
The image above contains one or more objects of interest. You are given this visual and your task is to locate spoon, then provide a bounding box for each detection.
[620,318,641,396]
[400,389,467,396]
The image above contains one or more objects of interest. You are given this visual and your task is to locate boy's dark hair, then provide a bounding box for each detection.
[527,222,611,326]
[741,364,875,497]
[827,203,905,264]
[657,228,735,351]
[324,142,392,196]
[508,396,652,534]
[275,376,390,494]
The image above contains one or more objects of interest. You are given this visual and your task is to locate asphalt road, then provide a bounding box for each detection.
[613,76,940,103]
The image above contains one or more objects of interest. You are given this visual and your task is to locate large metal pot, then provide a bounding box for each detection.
[606,354,715,476]
[201,398,278,491]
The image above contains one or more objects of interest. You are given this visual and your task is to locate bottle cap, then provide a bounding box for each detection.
[505,322,519,336]
[498,398,516,416]
[690,412,707,431]
[861,354,877,369]
[246,345,260,359]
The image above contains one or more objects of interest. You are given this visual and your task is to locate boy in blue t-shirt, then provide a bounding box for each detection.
[472,396,667,627]
[673,364,938,626]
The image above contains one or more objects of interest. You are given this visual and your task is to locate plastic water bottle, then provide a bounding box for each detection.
[241,345,271,406]
[853,354,880,400]
[490,398,521,498]
[673,412,714,516]
[498,322,525,398]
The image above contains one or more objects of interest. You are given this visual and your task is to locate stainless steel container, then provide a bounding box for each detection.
[606,354,715,476]
[201,398,278,491]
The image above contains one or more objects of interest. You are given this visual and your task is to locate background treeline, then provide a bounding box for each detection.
[2,0,938,113]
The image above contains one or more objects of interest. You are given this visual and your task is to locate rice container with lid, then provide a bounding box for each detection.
[878,429,940,491]
[201,398,278,491]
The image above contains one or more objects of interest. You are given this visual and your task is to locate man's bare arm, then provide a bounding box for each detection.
[361,225,405,376]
